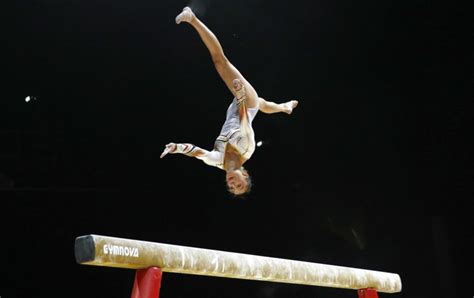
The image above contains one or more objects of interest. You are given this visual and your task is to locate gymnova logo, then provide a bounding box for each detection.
[103,244,139,257]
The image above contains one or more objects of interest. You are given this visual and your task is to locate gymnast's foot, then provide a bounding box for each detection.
[282,100,299,114]
[176,6,195,24]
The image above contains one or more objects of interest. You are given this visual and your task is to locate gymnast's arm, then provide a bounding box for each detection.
[160,142,224,168]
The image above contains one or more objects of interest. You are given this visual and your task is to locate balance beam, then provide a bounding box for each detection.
[75,234,401,296]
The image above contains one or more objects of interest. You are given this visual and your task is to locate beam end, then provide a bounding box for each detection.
[75,235,96,264]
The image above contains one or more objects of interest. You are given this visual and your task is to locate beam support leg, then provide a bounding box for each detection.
[131,267,163,298]
[358,288,378,298]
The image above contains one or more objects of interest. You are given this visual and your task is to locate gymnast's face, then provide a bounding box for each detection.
[226,169,249,195]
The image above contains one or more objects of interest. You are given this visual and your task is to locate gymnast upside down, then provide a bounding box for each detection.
[161,7,299,196]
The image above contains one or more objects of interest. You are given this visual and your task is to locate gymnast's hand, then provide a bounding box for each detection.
[160,143,177,158]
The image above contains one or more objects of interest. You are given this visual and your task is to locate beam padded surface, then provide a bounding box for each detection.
[75,235,401,293]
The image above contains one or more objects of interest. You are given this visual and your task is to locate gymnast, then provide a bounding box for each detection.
[161,6,299,196]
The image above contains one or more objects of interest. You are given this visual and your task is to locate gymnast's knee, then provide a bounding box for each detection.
[212,54,229,68]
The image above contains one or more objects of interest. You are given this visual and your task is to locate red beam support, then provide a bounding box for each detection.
[358,288,379,298]
[131,267,163,298]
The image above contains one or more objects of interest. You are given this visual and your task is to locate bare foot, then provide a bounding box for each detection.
[175,7,195,24]
[282,100,299,114]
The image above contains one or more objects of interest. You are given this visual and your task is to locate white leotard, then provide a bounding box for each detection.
[196,98,259,169]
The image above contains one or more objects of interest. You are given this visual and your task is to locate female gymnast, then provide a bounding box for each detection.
[161,7,299,196]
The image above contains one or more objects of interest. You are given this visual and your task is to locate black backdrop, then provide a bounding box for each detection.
[1,0,471,297]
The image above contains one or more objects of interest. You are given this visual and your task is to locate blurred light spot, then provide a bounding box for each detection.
[25,96,37,102]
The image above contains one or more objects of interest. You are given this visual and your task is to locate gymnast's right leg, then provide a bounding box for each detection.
[175,7,259,109]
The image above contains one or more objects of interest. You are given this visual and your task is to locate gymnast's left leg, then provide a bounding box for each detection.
[175,6,259,109]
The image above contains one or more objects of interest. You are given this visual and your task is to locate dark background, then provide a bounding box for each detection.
[1,0,471,297]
